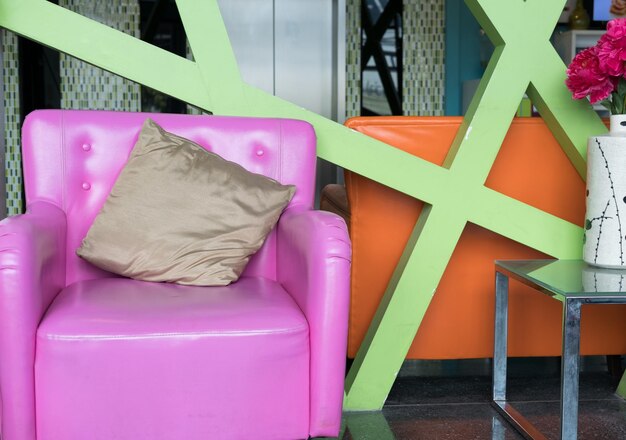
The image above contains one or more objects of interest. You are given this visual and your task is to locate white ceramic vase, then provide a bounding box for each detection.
[583,114,626,269]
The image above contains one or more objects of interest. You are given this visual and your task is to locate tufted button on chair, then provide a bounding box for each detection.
[0,110,351,440]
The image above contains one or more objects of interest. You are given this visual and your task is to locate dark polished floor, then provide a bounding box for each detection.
[331,357,626,440]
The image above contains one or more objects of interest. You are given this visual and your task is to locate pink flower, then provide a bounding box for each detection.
[566,47,615,103]
[597,18,626,76]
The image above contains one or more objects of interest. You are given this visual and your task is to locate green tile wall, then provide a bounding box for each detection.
[3,30,22,216]
[346,0,361,119]
[403,0,445,116]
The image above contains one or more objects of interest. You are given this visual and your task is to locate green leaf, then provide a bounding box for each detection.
[613,91,623,114]
[611,92,617,114]
[600,99,612,111]
[586,219,592,230]
[618,77,626,96]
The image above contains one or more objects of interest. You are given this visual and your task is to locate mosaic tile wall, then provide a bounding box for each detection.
[59,0,141,111]
[3,30,22,216]
[346,0,362,119]
[402,0,445,116]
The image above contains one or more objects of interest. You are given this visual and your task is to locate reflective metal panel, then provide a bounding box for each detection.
[275,0,336,119]
[217,0,274,95]
[217,0,345,122]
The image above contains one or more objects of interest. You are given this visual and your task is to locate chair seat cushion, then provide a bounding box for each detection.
[38,276,308,338]
[35,277,310,440]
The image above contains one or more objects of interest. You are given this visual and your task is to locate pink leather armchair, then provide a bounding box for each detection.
[0,110,351,440]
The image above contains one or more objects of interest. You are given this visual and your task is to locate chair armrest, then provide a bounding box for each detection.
[276,208,351,437]
[0,201,66,440]
[320,183,351,230]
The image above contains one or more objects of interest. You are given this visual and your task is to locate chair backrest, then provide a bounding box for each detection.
[344,116,626,359]
[22,110,316,286]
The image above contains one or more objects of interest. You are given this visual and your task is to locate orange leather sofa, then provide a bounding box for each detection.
[322,116,626,360]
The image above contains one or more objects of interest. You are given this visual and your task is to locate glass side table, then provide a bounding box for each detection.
[494,259,626,440]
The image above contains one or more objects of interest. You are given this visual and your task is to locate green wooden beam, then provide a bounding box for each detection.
[344,203,466,409]
[175,0,246,113]
[342,0,602,410]
[0,0,211,110]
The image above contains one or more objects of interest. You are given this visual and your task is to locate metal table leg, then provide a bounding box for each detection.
[492,271,548,440]
[491,415,506,440]
[493,271,509,402]
[560,299,582,440]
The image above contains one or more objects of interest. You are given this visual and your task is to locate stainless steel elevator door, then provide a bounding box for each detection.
[217,0,343,121]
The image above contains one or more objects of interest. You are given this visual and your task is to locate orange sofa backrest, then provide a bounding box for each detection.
[345,116,626,359]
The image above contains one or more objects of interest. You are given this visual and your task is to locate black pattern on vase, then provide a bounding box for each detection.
[594,138,624,265]
[587,198,613,263]
[583,115,626,268]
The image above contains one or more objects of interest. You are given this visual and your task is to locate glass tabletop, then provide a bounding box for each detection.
[496,259,626,300]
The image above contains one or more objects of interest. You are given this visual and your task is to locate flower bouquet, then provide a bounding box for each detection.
[566,18,626,114]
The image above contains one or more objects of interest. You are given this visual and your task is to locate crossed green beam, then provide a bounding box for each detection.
[0,0,610,411]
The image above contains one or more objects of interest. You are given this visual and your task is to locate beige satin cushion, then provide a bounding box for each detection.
[77,118,295,286]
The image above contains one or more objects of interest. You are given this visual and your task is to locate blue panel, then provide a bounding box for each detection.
[445,0,488,115]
